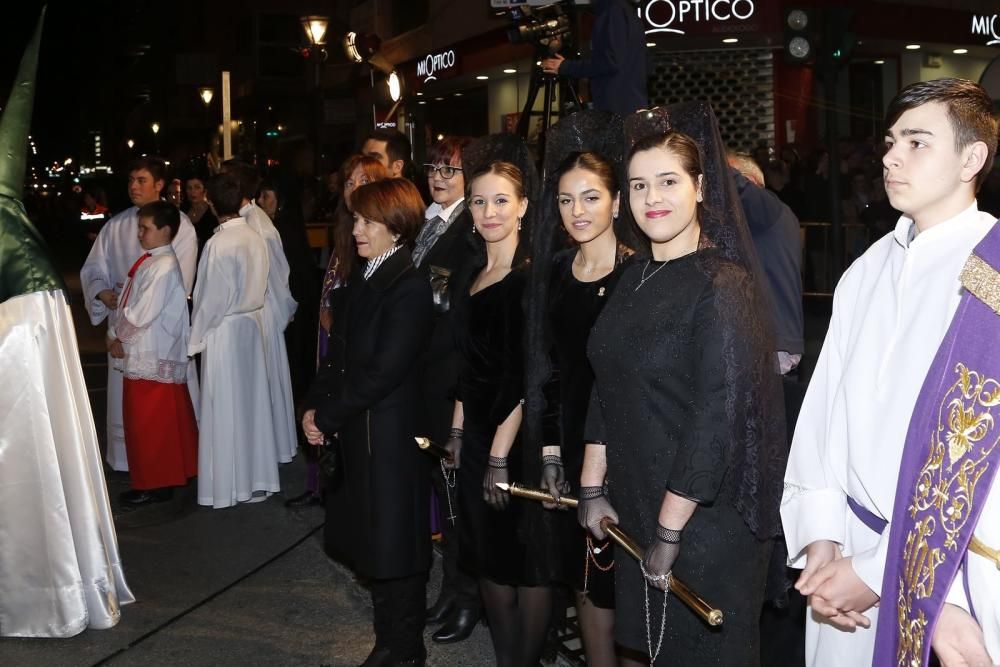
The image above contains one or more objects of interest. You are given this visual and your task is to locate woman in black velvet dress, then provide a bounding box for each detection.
[534,151,637,666]
[577,108,787,666]
[445,156,552,667]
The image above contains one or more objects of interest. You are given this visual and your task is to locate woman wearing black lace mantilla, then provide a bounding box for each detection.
[576,103,787,665]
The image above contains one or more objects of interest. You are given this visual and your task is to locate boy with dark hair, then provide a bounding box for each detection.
[81,155,197,472]
[783,77,999,666]
[190,174,278,508]
[109,200,198,506]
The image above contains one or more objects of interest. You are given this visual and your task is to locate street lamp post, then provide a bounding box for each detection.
[151,122,160,155]
[301,15,329,181]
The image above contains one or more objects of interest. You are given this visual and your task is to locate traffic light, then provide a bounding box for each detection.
[784,7,856,66]
[784,8,817,64]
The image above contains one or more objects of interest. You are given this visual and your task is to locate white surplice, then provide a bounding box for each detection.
[189,217,279,508]
[781,203,996,666]
[80,206,196,470]
[0,290,135,637]
[241,201,298,463]
[108,245,194,395]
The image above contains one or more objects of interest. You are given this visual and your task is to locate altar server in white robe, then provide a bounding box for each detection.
[782,78,999,666]
[189,173,278,508]
[108,201,199,506]
[221,159,298,464]
[0,10,134,636]
[81,156,197,471]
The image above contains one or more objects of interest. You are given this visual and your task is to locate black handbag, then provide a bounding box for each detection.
[318,435,340,479]
[428,264,452,314]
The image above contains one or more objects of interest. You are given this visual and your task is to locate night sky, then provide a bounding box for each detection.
[3,3,109,160]
[2,2,169,163]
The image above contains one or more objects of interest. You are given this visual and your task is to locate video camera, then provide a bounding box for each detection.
[491,0,589,55]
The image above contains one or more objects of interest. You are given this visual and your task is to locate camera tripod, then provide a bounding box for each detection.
[515,63,583,158]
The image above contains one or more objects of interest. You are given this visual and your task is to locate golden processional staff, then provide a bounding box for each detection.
[494,481,723,627]
[415,434,723,627]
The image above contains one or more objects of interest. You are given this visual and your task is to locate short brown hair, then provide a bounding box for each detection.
[885,77,999,191]
[350,178,425,246]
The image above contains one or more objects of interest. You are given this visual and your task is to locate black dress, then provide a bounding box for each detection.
[543,249,624,607]
[452,265,540,586]
[586,248,773,665]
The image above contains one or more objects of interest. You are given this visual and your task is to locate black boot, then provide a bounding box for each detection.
[357,646,392,667]
[425,593,455,624]
[431,607,479,644]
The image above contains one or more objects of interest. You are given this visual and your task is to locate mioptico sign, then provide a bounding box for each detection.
[971,14,1000,46]
[639,0,756,35]
[417,49,457,83]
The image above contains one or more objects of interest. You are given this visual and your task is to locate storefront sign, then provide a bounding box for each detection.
[417,49,457,83]
[639,0,756,35]
[971,14,1000,46]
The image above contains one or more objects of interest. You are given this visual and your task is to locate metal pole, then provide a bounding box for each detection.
[222,71,232,161]
[315,55,324,179]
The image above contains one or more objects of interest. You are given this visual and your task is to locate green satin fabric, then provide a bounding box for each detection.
[0,196,65,304]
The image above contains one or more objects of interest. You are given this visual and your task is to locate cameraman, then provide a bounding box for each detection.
[541,0,648,116]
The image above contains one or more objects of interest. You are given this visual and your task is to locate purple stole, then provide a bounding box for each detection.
[873,220,1000,666]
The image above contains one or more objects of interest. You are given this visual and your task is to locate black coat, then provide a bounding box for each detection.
[305,247,434,580]
[416,206,475,443]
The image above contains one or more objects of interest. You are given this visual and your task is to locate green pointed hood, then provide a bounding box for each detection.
[0,7,66,305]
[0,6,44,200]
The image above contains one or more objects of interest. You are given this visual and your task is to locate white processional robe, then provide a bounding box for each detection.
[781,203,997,666]
[0,290,135,637]
[107,245,194,390]
[241,201,298,463]
[80,206,197,470]
[189,217,279,508]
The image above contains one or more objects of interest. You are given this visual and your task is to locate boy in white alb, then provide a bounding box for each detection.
[108,201,198,506]
[189,173,278,508]
[81,157,197,471]
[781,78,999,666]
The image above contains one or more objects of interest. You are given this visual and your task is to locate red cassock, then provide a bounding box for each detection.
[122,379,198,489]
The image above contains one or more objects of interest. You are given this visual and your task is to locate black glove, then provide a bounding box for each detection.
[642,524,682,591]
[483,456,510,510]
[443,428,463,470]
[578,485,618,540]
[540,453,569,508]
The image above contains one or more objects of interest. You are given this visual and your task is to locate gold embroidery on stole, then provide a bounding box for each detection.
[960,254,1000,316]
[895,364,1000,666]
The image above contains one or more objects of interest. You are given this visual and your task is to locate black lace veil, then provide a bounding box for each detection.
[523,111,627,471]
[624,103,788,540]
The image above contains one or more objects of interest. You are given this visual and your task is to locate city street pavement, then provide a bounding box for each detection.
[0,456,498,666]
[0,270,506,667]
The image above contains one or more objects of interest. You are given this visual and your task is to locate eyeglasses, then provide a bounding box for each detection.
[424,164,463,179]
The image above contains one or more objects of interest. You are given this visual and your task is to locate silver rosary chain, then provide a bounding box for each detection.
[639,560,669,663]
[440,459,457,525]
